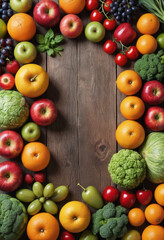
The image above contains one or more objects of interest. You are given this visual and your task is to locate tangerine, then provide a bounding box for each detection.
[142,225,164,240]
[59,0,85,14]
[136,35,157,55]
[145,203,164,225]
[154,184,164,206]
[128,208,145,227]
[7,13,36,41]
[137,13,160,35]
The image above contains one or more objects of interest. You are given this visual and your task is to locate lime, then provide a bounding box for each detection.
[0,19,7,38]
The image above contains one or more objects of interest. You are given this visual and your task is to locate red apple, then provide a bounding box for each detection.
[0,161,23,192]
[113,23,136,45]
[30,99,57,126]
[60,14,83,39]
[141,80,164,105]
[33,0,61,27]
[0,73,15,90]
[144,106,164,131]
[0,130,24,159]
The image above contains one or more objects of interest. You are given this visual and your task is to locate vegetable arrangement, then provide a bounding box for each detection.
[0,0,164,240]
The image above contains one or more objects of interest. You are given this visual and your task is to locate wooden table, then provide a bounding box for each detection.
[0,1,138,239]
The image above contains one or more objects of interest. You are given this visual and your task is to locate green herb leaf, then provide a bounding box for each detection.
[45,29,55,40]
[37,45,46,53]
[36,34,45,44]
[55,35,64,43]
[50,39,56,47]
[54,46,64,51]
[47,49,55,56]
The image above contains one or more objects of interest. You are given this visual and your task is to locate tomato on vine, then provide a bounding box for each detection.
[115,53,127,66]
[103,18,116,31]
[86,0,99,11]
[103,40,117,54]
[90,9,104,22]
[103,0,112,12]
[126,46,139,60]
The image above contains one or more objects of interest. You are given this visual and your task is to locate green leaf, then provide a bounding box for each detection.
[36,34,45,44]
[47,49,55,56]
[45,29,55,40]
[54,46,64,51]
[50,39,56,47]
[54,35,64,43]
[37,45,46,53]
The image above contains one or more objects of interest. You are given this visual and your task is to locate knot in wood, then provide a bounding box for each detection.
[95,139,110,161]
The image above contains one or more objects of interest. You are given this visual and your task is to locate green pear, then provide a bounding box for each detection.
[80,230,98,240]
[77,183,103,209]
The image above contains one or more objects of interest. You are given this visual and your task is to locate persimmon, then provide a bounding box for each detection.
[154,184,164,206]
[27,213,60,240]
[116,70,142,95]
[120,96,145,120]
[137,13,160,35]
[145,204,164,225]
[21,142,50,171]
[116,120,145,149]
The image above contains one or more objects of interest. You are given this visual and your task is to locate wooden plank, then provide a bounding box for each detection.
[46,39,80,199]
[77,31,117,193]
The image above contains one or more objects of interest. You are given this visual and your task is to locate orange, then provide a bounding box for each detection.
[15,64,49,98]
[128,208,145,227]
[154,184,164,206]
[142,225,164,240]
[116,70,142,95]
[27,212,60,240]
[7,13,36,41]
[21,142,50,171]
[59,201,91,233]
[120,96,145,120]
[145,203,164,225]
[137,13,160,35]
[59,0,85,14]
[116,120,145,149]
[136,35,157,55]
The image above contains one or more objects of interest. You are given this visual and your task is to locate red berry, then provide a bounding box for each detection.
[24,174,33,184]
[34,172,45,183]
[103,0,112,12]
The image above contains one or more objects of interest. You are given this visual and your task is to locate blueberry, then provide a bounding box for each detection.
[2,2,7,9]
[0,58,6,66]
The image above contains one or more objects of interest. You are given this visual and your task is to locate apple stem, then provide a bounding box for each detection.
[30,74,38,82]
[77,183,86,191]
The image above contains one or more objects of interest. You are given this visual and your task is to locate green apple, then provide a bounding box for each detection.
[0,19,7,38]
[85,21,105,43]
[21,122,41,142]
[10,0,33,13]
[80,230,98,240]
[14,41,37,64]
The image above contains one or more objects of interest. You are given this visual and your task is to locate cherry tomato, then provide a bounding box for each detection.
[90,10,104,22]
[103,0,112,12]
[120,190,136,208]
[102,186,120,202]
[60,231,75,240]
[103,40,117,54]
[126,46,139,60]
[103,18,117,31]
[136,189,153,205]
[115,53,127,66]
[86,0,99,11]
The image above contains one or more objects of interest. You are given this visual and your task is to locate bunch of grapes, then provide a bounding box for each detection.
[110,0,139,23]
[0,0,13,22]
[0,38,14,66]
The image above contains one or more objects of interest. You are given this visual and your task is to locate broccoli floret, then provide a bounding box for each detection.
[91,203,128,240]
[108,149,146,189]
[0,194,28,240]
[134,50,164,81]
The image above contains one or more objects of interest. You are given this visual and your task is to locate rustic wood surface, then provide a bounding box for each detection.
[1,1,153,240]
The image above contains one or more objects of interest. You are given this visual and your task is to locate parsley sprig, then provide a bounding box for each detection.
[36,29,64,56]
